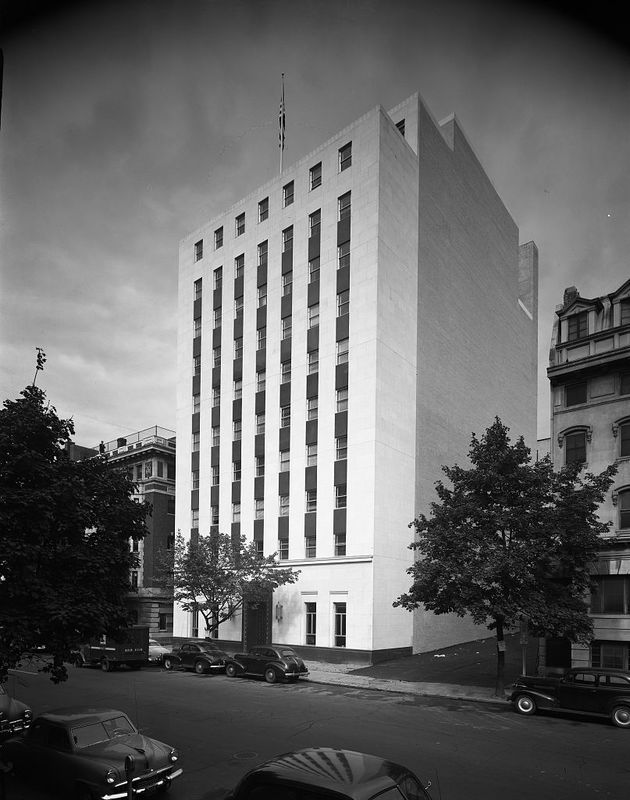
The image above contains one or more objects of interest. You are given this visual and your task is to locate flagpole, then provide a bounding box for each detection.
[279,73,285,176]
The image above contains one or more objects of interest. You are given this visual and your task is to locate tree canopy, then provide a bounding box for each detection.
[0,383,150,683]
[159,531,300,636]
[394,418,617,694]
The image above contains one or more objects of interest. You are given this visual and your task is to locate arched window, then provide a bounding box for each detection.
[558,426,591,466]
[612,417,630,458]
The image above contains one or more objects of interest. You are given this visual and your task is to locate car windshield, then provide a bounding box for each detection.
[199,643,221,652]
[71,715,136,748]
[279,649,297,657]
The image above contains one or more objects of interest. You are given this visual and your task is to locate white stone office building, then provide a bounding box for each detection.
[175,93,538,663]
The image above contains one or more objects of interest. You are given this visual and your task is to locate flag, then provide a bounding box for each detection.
[278,75,285,151]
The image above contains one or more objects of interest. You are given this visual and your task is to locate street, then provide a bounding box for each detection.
[3,664,628,799]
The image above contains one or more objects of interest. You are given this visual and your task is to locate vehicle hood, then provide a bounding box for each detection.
[0,695,29,719]
[83,734,171,769]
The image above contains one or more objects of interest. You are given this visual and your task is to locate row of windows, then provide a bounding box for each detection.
[305,601,346,647]
[195,430,348,465]
[563,421,630,467]
[192,143,352,261]
[562,300,630,343]
[210,483,347,521]
[565,374,630,408]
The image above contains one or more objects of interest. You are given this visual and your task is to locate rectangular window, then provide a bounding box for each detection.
[214,307,222,328]
[306,443,317,467]
[193,393,201,413]
[258,197,269,222]
[620,490,630,529]
[565,431,586,465]
[621,299,630,327]
[305,602,316,645]
[279,494,290,516]
[621,424,630,458]
[308,303,319,329]
[567,311,588,341]
[335,483,347,509]
[192,432,200,452]
[282,270,293,296]
[309,163,322,190]
[566,382,587,407]
[336,435,347,460]
[339,142,352,172]
[282,226,293,253]
[255,498,264,520]
[159,613,167,632]
[621,374,630,395]
[306,489,317,513]
[590,576,629,614]
[191,470,199,490]
[280,450,290,471]
[211,505,219,525]
[281,361,292,384]
[280,404,291,428]
[131,571,138,590]
[213,346,221,367]
[214,227,223,250]
[337,289,350,317]
[278,539,289,560]
[194,278,203,299]
[305,535,316,558]
[232,502,241,523]
[282,317,292,340]
[338,191,351,221]
[255,455,265,477]
[308,257,320,284]
[336,338,349,365]
[214,266,223,290]
[194,240,203,261]
[334,602,347,646]
[591,642,627,671]
[308,349,319,375]
[258,240,268,267]
[234,253,244,278]
[256,413,265,434]
[334,532,346,556]
[338,241,350,270]
[233,420,242,441]
[309,209,321,237]
[256,370,266,392]
[235,213,245,237]
[211,465,219,486]
[258,284,267,308]
[212,387,221,407]
[211,425,220,446]
[235,296,244,318]
[234,337,243,360]
[283,180,294,207]
[336,387,348,412]
[257,327,266,350]
[307,397,318,421]
[193,317,201,338]
[233,461,241,482]
[233,378,242,400]
[193,355,201,376]
[191,509,199,529]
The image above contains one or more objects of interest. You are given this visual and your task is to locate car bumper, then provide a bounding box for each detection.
[102,767,183,799]
[285,670,309,678]
[0,719,31,735]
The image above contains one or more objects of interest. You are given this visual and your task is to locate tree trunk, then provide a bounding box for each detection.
[495,617,505,698]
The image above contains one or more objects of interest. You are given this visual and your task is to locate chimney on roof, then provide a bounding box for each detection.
[563,286,579,308]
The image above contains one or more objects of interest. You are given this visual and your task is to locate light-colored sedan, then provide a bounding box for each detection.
[148,638,170,665]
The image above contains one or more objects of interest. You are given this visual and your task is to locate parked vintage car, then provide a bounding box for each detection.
[0,707,182,799]
[162,639,228,674]
[224,645,309,683]
[510,667,630,728]
[148,638,170,665]
[225,747,434,799]
[0,684,32,738]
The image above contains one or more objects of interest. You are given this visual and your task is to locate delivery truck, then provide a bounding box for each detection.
[73,625,149,671]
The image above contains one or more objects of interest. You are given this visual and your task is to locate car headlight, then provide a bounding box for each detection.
[169,749,178,763]
[106,769,118,785]
[24,710,33,720]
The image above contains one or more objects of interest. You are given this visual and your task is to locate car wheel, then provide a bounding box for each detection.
[163,657,173,670]
[226,663,238,678]
[611,705,630,728]
[265,668,278,684]
[194,660,207,675]
[101,659,112,672]
[514,694,536,715]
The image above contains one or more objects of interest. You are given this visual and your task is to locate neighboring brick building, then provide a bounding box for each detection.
[72,427,176,638]
[547,280,630,671]
[175,93,538,663]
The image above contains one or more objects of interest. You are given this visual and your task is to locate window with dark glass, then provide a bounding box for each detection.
[193,355,201,376]
[214,307,222,328]
[213,346,221,367]
[336,387,348,412]
[255,498,264,520]
[214,266,223,290]
[211,425,220,446]
[621,299,630,327]
[233,378,242,399]
[283,180,294,207]
[282,226,293,252]
[258,197,269,222]
[257,326,266,350]
[258,284,267,308]
[307,397,318,421]
[234,337,243,359]
[621,374,630,395]
[234,253,244,278]
[280,404,291,429]
[211,505,219,525]
[279,449,290,471]
[334,602,347,646]
[212,387,220,407]
[282,270,293,296]
[256,413,265,434]
[338,241,350,269]
[193,317,201,338]
[339,142,352,172]
[233,461,241,481]
[338,191,351,221]
[279,494,290,516]
[308,303,319,329]
[336,435,347,460]
[309,209,321,237]
[591,641,627,671]
[305,603,316,645]
[565,431,586,465]
[191,470,199,490]
[255,455,265,477]
[335,483,347,508]
[235,213,245,237]
[620,423,630,457]
[306,443,317,467]
[282,317,292,340]
[194,240,203,261]
[278,539,289,559]
[309,163,322,190]
[211,465,219,485]
[567,311,588,341]
[233,420,242,441]
[308,349,319,375]
[565,382,587,407]
[281,361,291,383]
[337,289,350,317]
[620,489,630,529]
[305,535,316,558]
[235,295,244,318]
[256,370,266,392]
[308,257,320,284]
[258,240,268,266]
[590,576,629,614]
[214,227,223,249]
[334,532,346,556]
[193,393,201,413]
[305,489,317,512]
[194,278,203,299]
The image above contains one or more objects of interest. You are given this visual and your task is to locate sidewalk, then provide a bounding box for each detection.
[305,633,537,705]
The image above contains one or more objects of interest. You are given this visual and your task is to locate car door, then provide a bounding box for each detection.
[180,644,196,669]
[247,647,268,675]
[557,671,600,712]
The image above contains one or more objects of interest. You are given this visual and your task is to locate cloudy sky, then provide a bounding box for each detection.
[1,0,628,447]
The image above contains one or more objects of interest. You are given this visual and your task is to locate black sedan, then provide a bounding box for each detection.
[0,684,32,738]
[224,645,309,683]
[0,707,182,799]
[162,639,228,674]
[226,747,434,799]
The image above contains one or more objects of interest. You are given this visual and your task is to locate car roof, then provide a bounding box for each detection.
[569,668,630,677]
[34,708,131,727]
[240,748,408,799]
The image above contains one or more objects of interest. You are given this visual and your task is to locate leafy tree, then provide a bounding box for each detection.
[0,380,150,683]
[158,531,300,636]
[394,418,617,696]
